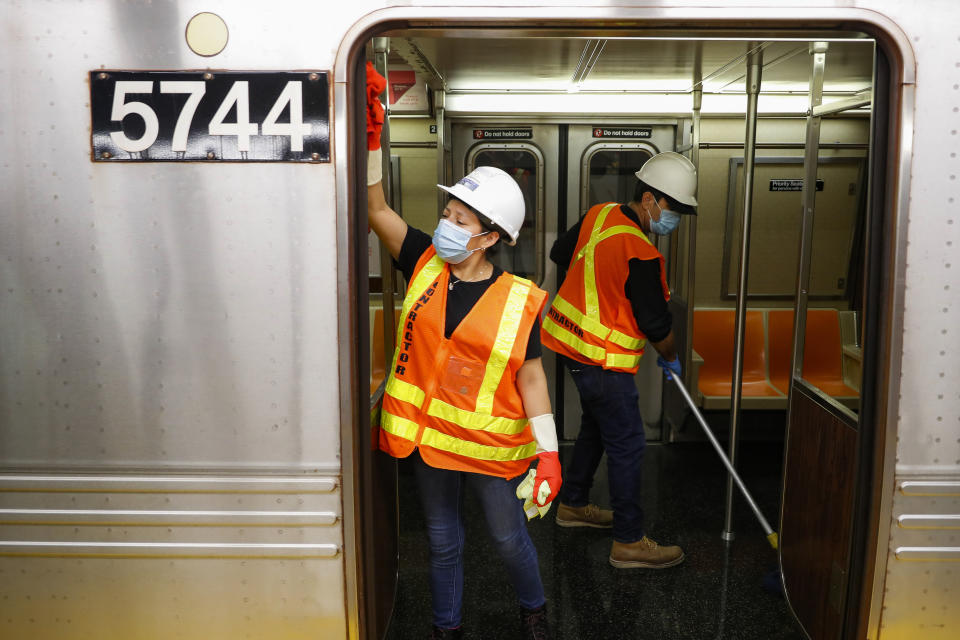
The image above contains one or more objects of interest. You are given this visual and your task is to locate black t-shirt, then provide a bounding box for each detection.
[550,204,672,343]
[396,227,542,361]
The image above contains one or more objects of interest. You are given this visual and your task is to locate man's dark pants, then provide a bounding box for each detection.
[558,355,647,543]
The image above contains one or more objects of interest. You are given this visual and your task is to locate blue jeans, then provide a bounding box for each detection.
[559,356,646,543]
[413,452,546,628]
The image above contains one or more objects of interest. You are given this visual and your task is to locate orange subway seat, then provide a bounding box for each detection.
[692,310,780,398]
[767,310,794,394]
[768,309,858,397]
[370,307,401,395]
[371,308,386,394]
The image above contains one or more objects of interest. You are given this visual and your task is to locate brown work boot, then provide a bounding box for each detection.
[555,502,614,528]
[609,536,684,569]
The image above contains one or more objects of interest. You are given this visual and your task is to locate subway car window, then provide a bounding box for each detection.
[471,148,539,281]
[588,148,654,212]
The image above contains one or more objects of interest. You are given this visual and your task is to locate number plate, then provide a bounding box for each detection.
[90,71,329,162]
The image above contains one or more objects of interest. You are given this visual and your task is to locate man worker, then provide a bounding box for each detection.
[540,151,697,569]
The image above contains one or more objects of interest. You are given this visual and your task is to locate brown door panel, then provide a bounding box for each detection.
[781,383,858,640]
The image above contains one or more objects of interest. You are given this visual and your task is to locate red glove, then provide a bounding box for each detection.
[533,451,562,507]
[365,61,386,151]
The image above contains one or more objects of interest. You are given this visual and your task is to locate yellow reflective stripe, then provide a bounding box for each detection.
[394,255,445,348]
[381,411,420,442]
[543,314,605,361]
[385,374,426,408]
[420,427,537,462]
[574,203,619,262]
[427,398,528,435]
[605,352,642,369]
[609,330,645,350]
[476,276,531,414]
[551,295,608,340]
[596,225,652,245]
[583,241,599,319]
[580,204,619,318]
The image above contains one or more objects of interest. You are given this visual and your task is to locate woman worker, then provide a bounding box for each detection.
[365,63,560,640]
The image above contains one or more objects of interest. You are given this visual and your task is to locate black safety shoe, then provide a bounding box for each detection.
[430,625,463,639]
[520,604,550,640]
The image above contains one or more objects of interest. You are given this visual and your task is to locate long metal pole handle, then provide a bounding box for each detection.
[667,372,779,549]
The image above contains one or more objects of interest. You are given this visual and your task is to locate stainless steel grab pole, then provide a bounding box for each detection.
[683,46,702,390]
[792,42,828,382]
[374,39,398,359]
[723,43,763,542]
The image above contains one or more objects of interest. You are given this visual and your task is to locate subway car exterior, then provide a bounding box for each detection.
[1,1,957,639]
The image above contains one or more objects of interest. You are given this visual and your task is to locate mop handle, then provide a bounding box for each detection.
[668,373,779,550]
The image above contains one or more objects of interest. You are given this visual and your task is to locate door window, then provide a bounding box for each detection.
[468,145,543,283]
[582,146,655,216]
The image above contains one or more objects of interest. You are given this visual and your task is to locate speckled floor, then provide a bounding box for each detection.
[385,439,807,640]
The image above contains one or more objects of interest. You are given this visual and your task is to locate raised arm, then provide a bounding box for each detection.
[365,62,407,260]
[367,161,407,261]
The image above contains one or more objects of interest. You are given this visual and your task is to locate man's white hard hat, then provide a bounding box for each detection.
[635,152,698,209]
[438,166,525,245]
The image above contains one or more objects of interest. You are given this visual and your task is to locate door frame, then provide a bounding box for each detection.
[334,8,914,638]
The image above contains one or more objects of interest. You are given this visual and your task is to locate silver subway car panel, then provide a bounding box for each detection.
[2,1,345,638]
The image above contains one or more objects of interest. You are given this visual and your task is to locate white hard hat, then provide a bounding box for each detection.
[635,151,698,209]
[437,166,525,245]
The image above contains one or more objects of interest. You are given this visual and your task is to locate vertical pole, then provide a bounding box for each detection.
[555,124,569,436]
[373,38,397,367]
[722,43,763,542]
[792,43,828,381]
[683,43,703,386]
[435,89,447,214]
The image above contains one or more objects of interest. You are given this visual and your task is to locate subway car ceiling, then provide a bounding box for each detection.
[380,31,874,311]
[387,34,874,116]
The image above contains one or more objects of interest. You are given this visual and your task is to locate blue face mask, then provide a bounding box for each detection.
[648,199,681,236]
[432,218,489,264]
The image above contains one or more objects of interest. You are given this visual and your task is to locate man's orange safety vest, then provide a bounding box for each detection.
[380,246,548,479]
[541,202,669,374]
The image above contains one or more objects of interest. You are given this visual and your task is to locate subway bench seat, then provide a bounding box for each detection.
[370,306,403,441]
[690,308,860,411]
[370,307,402,396]
[691,310,785,410]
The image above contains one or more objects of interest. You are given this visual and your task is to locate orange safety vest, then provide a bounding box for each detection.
[380,246,548,479]
[541,202,669,374]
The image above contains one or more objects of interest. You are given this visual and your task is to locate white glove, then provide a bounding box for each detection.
[368,147,382,186]
[528,414,558,454]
